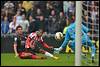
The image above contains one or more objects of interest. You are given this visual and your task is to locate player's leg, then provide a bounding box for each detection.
[82,35,96,62]
[34,43,59,60]
[31,53,47,59]
[18,52,32,59]
[39,49,59,60]
[82,35,96,56]
[19,52,46,59]
[70,40,87,57]
[69,40,75,52]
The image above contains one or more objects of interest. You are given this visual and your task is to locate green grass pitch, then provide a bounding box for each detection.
[1,53,99,66]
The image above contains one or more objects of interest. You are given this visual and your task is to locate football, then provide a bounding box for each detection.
[55,32,64,41]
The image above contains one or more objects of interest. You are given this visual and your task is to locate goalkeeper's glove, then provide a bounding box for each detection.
[54,47,63,54]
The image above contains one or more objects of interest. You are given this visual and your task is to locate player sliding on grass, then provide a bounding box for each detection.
[13,25,46,59]
[54,22,96,62]
[25,29,59,60]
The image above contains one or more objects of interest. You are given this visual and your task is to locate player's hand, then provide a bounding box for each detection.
[54,48,60,51]
[54,48,60,54]
[49,46,53,49]
[48,46,54,50]
[15,53,19,58]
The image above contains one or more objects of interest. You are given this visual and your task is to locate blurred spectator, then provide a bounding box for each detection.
[35,15,45,32]
[91,6,98,38]
[91,7,98,23]
[1,7,14,22]
[63,1,70,16]
[3,1,15,16]
[16,3,26,15]
[35,8,43,20]
[36,1,46,12]
[51,1,63,15]
[57,12,66,32]
[28,15,36,33]
[15,11,22,24]
[19,14,29,33]
[9,16,19,33]
[13,1,22,11]
[27,6,36,20]
[22,1,33,12]
[48,10,58,34]
[4,1,14,10]
[5,10,14,22]
[45,1,54,18]
[68,1,75,17]
[1,14,4,22]
[1,16,9,34]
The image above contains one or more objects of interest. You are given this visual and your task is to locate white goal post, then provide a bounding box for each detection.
[75,1,82,66]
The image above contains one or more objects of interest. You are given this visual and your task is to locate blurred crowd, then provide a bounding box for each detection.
[1,1,76,36]
[1,1,99,40]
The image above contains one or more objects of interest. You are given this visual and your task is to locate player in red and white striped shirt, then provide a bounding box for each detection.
[25,29,59,60]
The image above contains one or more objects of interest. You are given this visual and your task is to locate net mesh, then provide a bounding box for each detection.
[81,1,99,66]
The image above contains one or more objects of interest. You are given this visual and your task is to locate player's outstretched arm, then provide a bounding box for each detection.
[54,30,70,53]
[13,43,19,57]
[39,36,53,49]
[40,40,53,49]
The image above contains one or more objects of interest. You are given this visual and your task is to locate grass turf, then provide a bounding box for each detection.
[1,53,99,66]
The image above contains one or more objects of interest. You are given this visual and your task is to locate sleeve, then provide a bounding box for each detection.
[28,33,34,39]
[14,36,17,44]
[61,29,70,48]
[63,27,68,35]
[39,37,50,48]
[26,20,29,27]
[25,36,31,48]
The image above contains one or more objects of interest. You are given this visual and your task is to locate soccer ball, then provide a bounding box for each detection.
[55,32,63,41]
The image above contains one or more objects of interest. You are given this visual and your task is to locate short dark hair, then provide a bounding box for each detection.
[16,25,22,30]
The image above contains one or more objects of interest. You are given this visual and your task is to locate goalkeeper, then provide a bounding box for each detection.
[54,22,96,62]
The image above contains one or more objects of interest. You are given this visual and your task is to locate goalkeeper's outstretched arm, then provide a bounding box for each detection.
[54,30,70,51]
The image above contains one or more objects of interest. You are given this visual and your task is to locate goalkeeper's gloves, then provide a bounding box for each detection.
[54,47,63,54]
[54,47,62,51]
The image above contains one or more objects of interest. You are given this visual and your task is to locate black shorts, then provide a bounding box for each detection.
[28,43,45,53]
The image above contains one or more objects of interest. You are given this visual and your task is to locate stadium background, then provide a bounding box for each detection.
[1,1,99,66]
[1,1,99,54]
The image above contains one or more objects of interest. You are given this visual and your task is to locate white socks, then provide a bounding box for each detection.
[59,47,63,51]
[45,52,53,57]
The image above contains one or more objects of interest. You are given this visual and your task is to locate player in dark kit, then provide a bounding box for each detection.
[13,25,46,59]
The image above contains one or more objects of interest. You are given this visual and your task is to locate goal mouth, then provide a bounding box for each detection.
[75,1,99,66]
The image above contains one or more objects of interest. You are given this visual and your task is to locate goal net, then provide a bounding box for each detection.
[75,1,99,66]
